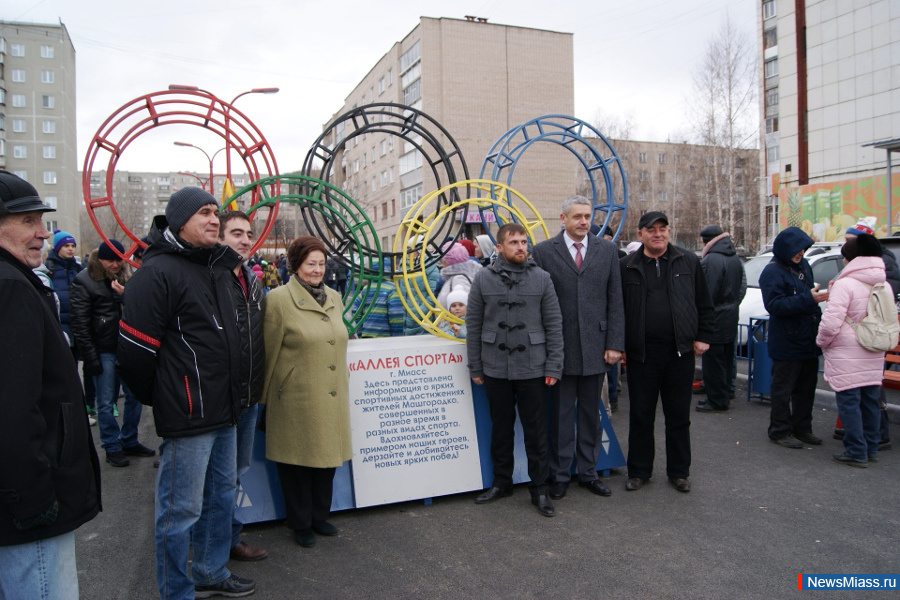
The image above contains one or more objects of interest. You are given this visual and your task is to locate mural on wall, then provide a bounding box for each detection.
[779,173,900,241]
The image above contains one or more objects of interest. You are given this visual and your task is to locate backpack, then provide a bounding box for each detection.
[844,282,900,352]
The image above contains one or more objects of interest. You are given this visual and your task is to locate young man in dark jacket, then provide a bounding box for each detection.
[760,227,829,449]
[71,239,155,467]
[697,225,747,413]
[217,210,268,562]
[0,171,101,598]
[118,188,255,600]
[620,212,714,493]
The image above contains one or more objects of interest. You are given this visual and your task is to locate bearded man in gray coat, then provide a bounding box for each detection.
[467,223,564,517]
[532,195,625,500]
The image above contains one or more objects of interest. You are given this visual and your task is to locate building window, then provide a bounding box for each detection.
[658,172,666,184]
[658,153,666,164]
[372,178,377,192]
[382,202,388,219]
[43,145,56,159]
[12,94,26,108]
[41,45,55,59]
[378,77,385,94]
[639,153,647,163]
[388,137,394,151]
[389,166,395,182]
[763,27,777,50]
[658,191,667,201]
[381,139,387,156]
[387,68,393,86]
[391,198,396,216]
[766,87,779,107]
[45,196,58,209]
[11,43,25,57]
[13,145,27,159]
[675,172,682,183]
[353,159,359,173]
[381,170,388,186]
[13,170,28,181]
[42,95,55,109]
[42,120,56,134]
[13,119,26,133]
[764,58,778,78]
[639,191,647,202]
[0,140,4,156]
[400,183,423,210]
[638,171,648,182]
[765,117,779,133]
[43,171,57,185]
[12,69,26,83]
[41,70,55,84]
[399,41,421,74]
[399,149,422,175]
[402,78,421,106]
[767,145,779,163]
[763,0,776,19]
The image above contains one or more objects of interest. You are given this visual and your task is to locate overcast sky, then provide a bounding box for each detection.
[12,0,758,175]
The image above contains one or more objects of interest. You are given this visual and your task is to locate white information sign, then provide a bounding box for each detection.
[348,336,483,507]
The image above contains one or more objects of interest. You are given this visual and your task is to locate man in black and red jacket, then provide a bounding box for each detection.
[118,187,255,600]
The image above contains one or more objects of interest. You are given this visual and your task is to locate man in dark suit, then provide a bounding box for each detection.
[532,195,625,500]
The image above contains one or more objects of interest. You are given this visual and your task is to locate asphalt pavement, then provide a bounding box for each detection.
[77,367,899,600]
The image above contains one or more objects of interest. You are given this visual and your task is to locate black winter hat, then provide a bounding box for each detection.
[700,224,724,243]
[841,233,882,261]
[0,171,56,216]
[98,239,125,260]
[165,187,218,233]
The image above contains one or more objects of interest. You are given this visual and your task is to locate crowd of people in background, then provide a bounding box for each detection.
[1,167,895,598]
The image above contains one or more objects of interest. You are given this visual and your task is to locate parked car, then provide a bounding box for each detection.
[737,245,845,345]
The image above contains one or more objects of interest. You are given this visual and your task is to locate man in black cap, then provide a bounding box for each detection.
[71,239,155,467]
[620,211,714,493]
[118,187,255,599]
[0,171,101,598]
[696,225,746,413]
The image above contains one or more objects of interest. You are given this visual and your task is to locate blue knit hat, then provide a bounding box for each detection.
[52,230,76,253]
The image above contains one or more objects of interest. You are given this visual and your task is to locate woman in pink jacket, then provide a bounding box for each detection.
[816,234,886,468]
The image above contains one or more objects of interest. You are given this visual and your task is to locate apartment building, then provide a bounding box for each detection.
[0,21,78,235]
[759,0,900,242]
[578,138,760,252]
[321,16,575,249]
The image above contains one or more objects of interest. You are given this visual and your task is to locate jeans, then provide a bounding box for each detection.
[768,358,819,440]
[155,427,237,600]
[0,531,78,600]
[232,404,259,548]
[93,352,142,453]
[835,385,881,460]
[626,345,694,480]
[482,376,550,494]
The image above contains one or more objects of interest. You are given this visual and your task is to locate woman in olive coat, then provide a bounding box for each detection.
[261,236,351,548]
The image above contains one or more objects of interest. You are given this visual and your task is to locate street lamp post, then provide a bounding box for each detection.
[168,85,279,184]
[173,142,229,195]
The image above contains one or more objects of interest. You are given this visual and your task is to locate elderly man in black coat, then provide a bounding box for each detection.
[532,195,625,500]
[696,225,746,413]
[0,171,101,598]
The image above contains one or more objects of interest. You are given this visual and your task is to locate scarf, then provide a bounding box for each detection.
[297,276,327,306]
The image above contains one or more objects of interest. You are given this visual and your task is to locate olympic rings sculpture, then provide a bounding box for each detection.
[392,180,549,341]
[479,115,628,242]
[82,88,279,266]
